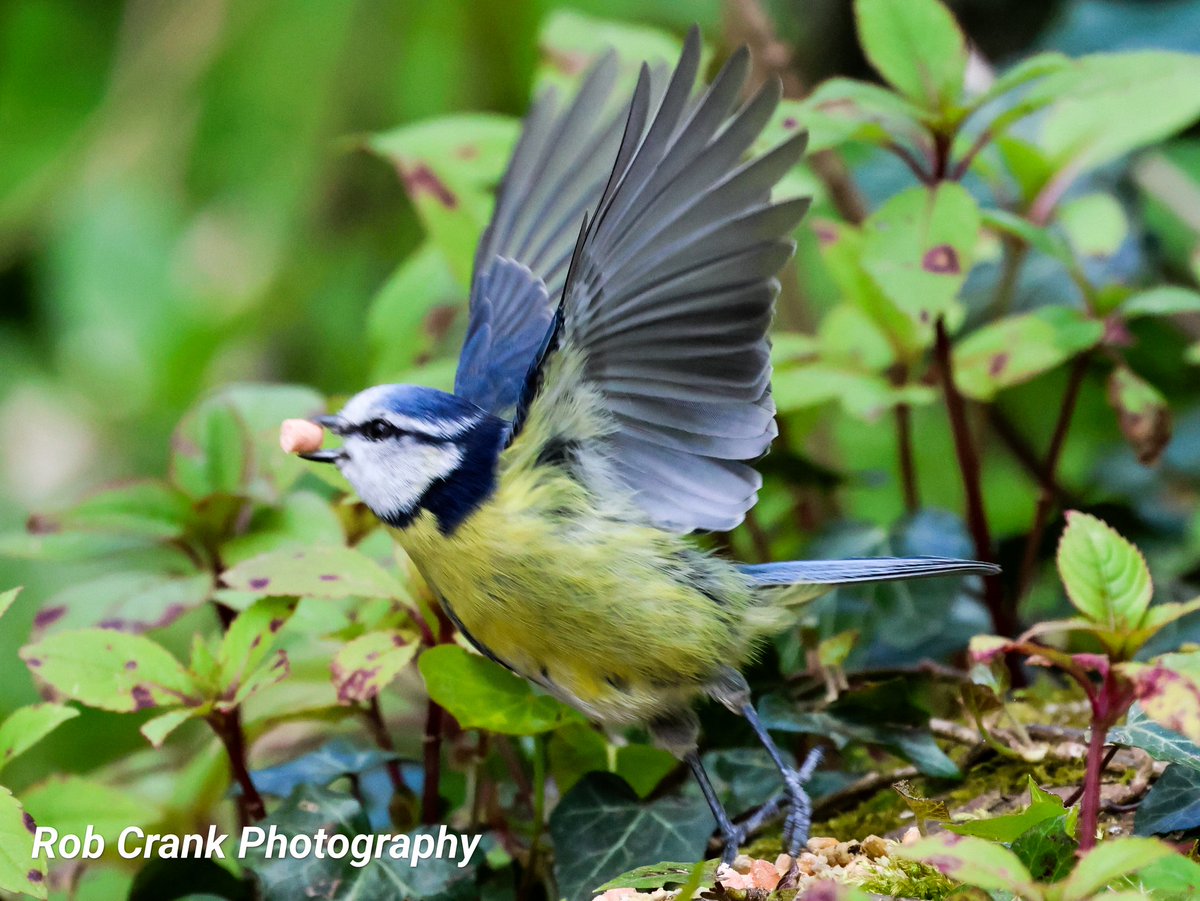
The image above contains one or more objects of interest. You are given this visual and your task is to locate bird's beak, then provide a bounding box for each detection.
[300,415,346,463]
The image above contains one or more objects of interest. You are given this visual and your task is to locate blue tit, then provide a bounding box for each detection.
[301,28,999,862]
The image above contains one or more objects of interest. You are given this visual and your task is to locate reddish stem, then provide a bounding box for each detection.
[365,695,407,795]
[211,709,264,826]
[1079,718,1109,853]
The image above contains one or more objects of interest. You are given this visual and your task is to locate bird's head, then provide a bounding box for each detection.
[304,385,508,533]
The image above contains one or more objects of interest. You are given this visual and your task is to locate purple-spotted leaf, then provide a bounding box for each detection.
[20,775,156,845]
[1057,511,1153,631]
[31,565,213,638]
[895,833,1041,898]
[19,629,197,713]
[331,629,419,704]
[419,645,575,735]
[953,307,1103,401]
[1107,365,1172,466]
[861,183,980,350]
[0,704,78,774]
[854,0,967,111]
[1059,836,1174,901]
[0,786,45,900]
[223,545,405,600]
[368,115,518,286]
[217,597,294,707]
[1124,654,1200,744]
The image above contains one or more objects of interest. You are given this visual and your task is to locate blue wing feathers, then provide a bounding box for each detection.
[739,558,1002,586]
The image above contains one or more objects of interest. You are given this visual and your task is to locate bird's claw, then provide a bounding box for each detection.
[719,748,823,863]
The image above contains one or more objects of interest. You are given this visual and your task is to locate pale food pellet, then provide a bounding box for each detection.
[280,418,324,454]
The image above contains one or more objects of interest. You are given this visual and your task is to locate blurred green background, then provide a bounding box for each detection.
[5,0,1200,803]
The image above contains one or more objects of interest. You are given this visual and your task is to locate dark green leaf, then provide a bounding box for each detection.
[249,738,405,799]
[1135,764,1200,835]
[1010,812,1078,883]
[549,773,714,901]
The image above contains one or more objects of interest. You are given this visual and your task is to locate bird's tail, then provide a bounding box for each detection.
[740,557,1000,606]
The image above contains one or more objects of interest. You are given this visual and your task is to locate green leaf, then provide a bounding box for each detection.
[0,704,78,774]
[170,396,250,499]
[21,775,158,844]
[1011,812,1078,883]
[860,183,980,349]
[967,53,1072,116]
[536,9,684,94]
[1107,365,1172,466]
[0,587,19,622]
[368,115,518,286]
[42,480,193,539]
[1057,511,1153,631]
[595,860,718,893]
[31,566,213,637]
[818,305,896,372]
[616,745,678,800]
[548,773,714,901]
[896,834,1040,898]
[1122,286,1200,318]
[1132,851,1200,897]
[242,784,480,901]
[368,244,464,383]
[1134,764,1200,836]
[419,645,572,735]
[223,545,405,600]
[1111,704,1200,770]
[0,786,45,900]
[1058,192,1128,258]
[20,629,197,712]
[216,596,293,706]
[798,78,930,151]
[772,363,935,421]
[140,708,201,748]
[331,629,419,704]
[1042,52,1200,171]
[853,0,967,111]
[953,307,1103,401]
[980,208,1073,263]
[945,776,1065,841]
[1059,836,1174,900]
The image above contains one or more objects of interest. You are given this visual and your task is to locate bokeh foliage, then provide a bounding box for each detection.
[5,0,1200,899]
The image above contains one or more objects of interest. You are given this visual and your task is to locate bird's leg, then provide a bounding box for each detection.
[740,700,823,855]
[684,750,745,865]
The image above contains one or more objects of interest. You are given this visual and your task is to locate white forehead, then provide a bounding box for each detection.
[339,386,479,439]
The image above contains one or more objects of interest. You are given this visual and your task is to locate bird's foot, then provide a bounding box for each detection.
[719,748,823,863]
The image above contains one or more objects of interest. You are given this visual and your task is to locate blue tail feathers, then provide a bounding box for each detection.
[739,557,1000,586]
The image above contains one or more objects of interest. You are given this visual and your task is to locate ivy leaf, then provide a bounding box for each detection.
[223,545,405,600]
[418,645,573,735]
[1056,511,1153,631]
[20,629,198,712]
[853,0,967,112]
[331,629,419,704]
[1107,365,1172,466]
[945,776,1066,842]
[1011,812,1078,883]
[0,787,45,900]
[1121,286,1200,319]
[1134,764,1200,835]
[249,738,406,799]
[1058,836,1173,900]
[953,307,1103,401]
[860,183,980,350]
[549,773,714,901]
[0,704,78,774]
[1110,704,1200,770]
[895,833,1040,898]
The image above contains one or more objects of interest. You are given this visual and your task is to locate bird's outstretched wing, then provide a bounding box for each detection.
[513,29,810,532]
[454,53,634,415]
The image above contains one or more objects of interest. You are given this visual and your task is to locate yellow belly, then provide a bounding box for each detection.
[394,466,763,725]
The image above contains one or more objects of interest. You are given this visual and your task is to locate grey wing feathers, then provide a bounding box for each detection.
[455,53,634,415]
[556,28,810,532]
[739,558,1002,586]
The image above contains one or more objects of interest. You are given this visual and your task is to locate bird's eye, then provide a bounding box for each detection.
[362,419,394,441]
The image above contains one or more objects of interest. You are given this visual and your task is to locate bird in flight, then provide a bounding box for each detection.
[294,27,998,862]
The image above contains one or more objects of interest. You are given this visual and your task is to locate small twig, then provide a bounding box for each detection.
[949,128,994,181]
[891,366,920,513]
[934,318,1013,637]
[886,141,933,184]
[1016,354,1091,601]
[421,699,445,824]
[364,695,407,795]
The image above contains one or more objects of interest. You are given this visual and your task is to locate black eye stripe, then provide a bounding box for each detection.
[355,419,443,444]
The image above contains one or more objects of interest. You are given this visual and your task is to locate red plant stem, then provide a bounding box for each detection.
[365,695,407,794]
[211,709,265,826]
[421,699,445,824]
[934,319,1015,636]
[892,366,919,512]
[1016,354,1090,601]
[1079,719,1110,853]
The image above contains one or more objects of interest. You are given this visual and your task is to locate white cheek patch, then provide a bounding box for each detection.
[341,437,464,520]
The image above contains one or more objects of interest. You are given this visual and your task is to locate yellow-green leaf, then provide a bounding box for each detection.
[1056,511,1152,631]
